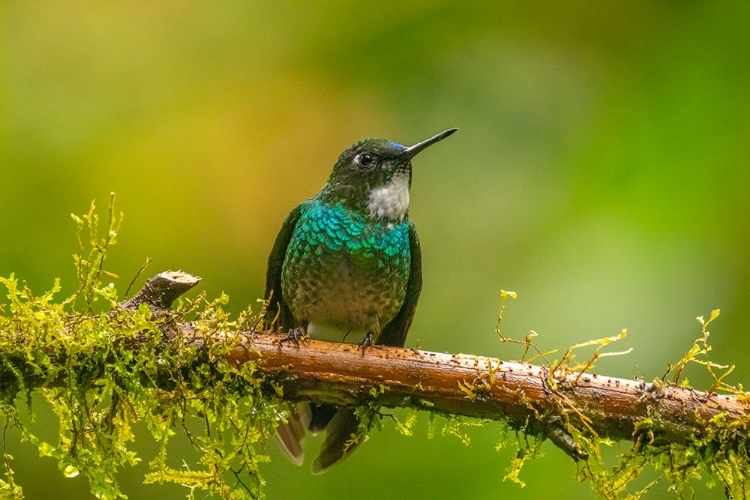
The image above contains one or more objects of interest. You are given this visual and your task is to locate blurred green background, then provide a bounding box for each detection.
[1,2,749,499]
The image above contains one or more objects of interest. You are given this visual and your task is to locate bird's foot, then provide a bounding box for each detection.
[357,332,374,356]
[278,327,307,348]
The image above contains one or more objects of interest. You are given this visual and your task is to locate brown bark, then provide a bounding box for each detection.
[136,271,750,460]
[227,334,748,458]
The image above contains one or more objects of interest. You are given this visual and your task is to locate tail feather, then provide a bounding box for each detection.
[311,408,363,474]
[308,403,338,435]
[276,403,311,466]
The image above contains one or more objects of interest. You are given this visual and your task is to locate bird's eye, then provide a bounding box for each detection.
[357,153,375,169]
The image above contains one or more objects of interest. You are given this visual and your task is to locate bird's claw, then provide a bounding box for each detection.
[358,332,374,356]
[278,327,307,348]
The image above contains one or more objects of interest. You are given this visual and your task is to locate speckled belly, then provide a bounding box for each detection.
[280,202,411,342]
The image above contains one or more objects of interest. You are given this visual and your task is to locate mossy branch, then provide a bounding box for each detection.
[127,272,747,463]
[2,265,749,499]
[133,272,749,487]
[231,335,748,456]
[143,272,750,498]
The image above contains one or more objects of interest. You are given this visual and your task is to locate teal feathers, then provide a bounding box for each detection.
[281,200,411,342]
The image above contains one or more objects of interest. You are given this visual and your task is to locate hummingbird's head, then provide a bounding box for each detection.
[319,128,457,222]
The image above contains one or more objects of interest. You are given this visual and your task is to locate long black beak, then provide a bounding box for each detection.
[400,128,458,161]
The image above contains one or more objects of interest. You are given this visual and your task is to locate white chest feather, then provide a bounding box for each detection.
[367,173,410,221]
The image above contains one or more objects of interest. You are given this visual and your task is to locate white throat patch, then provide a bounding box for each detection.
[367,172,410,221]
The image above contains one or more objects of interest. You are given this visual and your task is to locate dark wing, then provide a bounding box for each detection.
[377,221,422,347]
[264,201,307,331]
[268,203,309,466]
[310,407,362,474]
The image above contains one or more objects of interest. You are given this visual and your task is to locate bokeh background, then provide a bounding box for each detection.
[1,2,749,499]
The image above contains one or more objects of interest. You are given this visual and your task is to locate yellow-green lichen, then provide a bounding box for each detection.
[0,198,281,499]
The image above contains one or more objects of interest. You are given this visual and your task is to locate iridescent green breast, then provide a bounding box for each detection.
[280,200,411,340]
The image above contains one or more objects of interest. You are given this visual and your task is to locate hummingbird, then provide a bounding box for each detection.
[264,128,457,473]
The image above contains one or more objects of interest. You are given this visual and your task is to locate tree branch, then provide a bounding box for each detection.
[134,271,748,461]
[230,335,747,459]
[5,269,746,477]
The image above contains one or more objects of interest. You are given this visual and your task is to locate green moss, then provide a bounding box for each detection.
[574,315,749,498]
[0,197,280,499]
[492,294,750,498]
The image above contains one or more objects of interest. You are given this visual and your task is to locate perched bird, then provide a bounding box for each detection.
[265,128,457,473]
